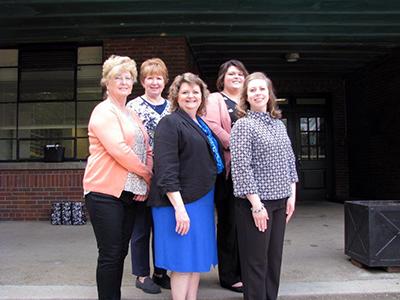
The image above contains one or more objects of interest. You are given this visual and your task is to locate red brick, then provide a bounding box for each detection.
[0,168,85,220]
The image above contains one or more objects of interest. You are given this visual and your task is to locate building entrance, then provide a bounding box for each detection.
[280,96,333,201]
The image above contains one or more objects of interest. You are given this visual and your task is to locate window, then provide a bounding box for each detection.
[0,50,18,160]
[300,117,326,160]
[0,45,102,161]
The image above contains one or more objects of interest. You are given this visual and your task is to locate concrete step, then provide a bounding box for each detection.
[2,202,400,300]
[1,279,400,300]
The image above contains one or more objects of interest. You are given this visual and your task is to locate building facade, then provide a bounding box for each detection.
[1,1,400,220]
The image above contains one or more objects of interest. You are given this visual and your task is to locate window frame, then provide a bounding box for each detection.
[0,44,103,162]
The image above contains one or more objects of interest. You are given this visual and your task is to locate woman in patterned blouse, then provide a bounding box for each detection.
[126,58,171,294]
[230,72,298,300]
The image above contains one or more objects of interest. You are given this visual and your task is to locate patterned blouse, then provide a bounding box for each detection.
[126,96,171,148]
[230,110,298,201]
[124,115,147,195]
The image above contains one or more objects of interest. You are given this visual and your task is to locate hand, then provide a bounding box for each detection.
[286,195,296,223]
[133,194,147,202]
[143,169,152,186]
[252,205,269,232]
[174,206,190,235]
[133,187,149,202]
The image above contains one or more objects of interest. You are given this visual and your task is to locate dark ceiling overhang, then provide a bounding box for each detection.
[1,0,400,80]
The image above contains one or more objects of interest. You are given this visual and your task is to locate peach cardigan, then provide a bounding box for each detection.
[204,92,233,175]
[83,99,153,198]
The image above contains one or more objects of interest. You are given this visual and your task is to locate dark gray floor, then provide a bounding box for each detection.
[1,201,399,299]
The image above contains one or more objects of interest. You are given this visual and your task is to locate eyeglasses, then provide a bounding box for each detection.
[113,76,134,83]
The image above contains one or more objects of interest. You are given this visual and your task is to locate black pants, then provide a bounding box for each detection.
[129,201,166,276]
[215,174,241,286]
[236,197,287,300]
[85,191,136,300]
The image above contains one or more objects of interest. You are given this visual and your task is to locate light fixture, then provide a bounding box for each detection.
[276,98,288,104]
[285,52,300,63]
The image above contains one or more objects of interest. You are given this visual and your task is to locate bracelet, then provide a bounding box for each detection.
[251,204,265,214]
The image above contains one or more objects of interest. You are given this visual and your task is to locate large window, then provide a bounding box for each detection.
[0,45,102,161]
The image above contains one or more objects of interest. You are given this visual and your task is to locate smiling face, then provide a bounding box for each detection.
[106,71,134,100]
[246,78,269,113]
[142,73,165,100]
[223,66,245,92]
[177,82,202,117]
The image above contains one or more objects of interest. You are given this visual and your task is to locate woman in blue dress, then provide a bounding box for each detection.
[148,72,224,300]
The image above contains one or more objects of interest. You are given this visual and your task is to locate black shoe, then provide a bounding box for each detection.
[135,276,161,294]
[152,273,171,289]
[221,283,244,293]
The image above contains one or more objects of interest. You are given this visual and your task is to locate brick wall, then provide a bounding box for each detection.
[0,167,84,221]
[346,49,400,199]
[104,37,199,99]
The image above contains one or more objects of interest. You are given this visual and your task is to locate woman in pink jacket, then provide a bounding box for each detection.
[83,55,153,300]
[204,59,248,293]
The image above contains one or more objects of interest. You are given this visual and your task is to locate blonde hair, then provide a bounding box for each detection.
[100,55,138,88]
[237,72,281,119]
[168,73,209,116]
[140,58,169,84]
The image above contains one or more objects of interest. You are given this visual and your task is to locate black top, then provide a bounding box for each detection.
[220,93,238,126]
[140,96,168,115]
[147,109,224,207]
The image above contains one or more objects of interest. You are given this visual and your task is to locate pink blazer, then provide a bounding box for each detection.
[204,92,233,176]
[83,99,153,198]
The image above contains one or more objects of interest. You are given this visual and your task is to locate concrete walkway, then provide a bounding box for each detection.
[1,201,399,299]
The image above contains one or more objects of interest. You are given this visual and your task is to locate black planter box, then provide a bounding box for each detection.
[345,200,400,267]
[44,144,65,162]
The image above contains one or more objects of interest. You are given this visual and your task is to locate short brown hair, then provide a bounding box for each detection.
[237,72,281,119]
[216,59,249,92]
[100,55,137,88]
[139,58,169,84]
[168,73,209,116]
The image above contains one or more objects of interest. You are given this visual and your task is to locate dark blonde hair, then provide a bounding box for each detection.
[139,58,169,84]
[100,55,137,88]
[216,59,249,92]
[237,72,282,119]
[168,72,209,116]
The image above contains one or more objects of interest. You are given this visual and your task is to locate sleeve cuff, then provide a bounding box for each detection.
[160,185,181,195]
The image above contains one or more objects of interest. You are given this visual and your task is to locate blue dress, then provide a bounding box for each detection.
[152,188,218,272]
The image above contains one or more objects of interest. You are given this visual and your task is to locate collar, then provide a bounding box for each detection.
[176,108,212,146]
[247,110,274,124]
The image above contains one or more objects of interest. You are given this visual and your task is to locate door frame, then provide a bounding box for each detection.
[278,93,335,201]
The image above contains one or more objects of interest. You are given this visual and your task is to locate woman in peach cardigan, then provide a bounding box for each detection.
[83,55,152,300]
[204,59,248,293]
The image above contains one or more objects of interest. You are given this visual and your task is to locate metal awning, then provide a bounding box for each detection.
[1,0,400,80]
